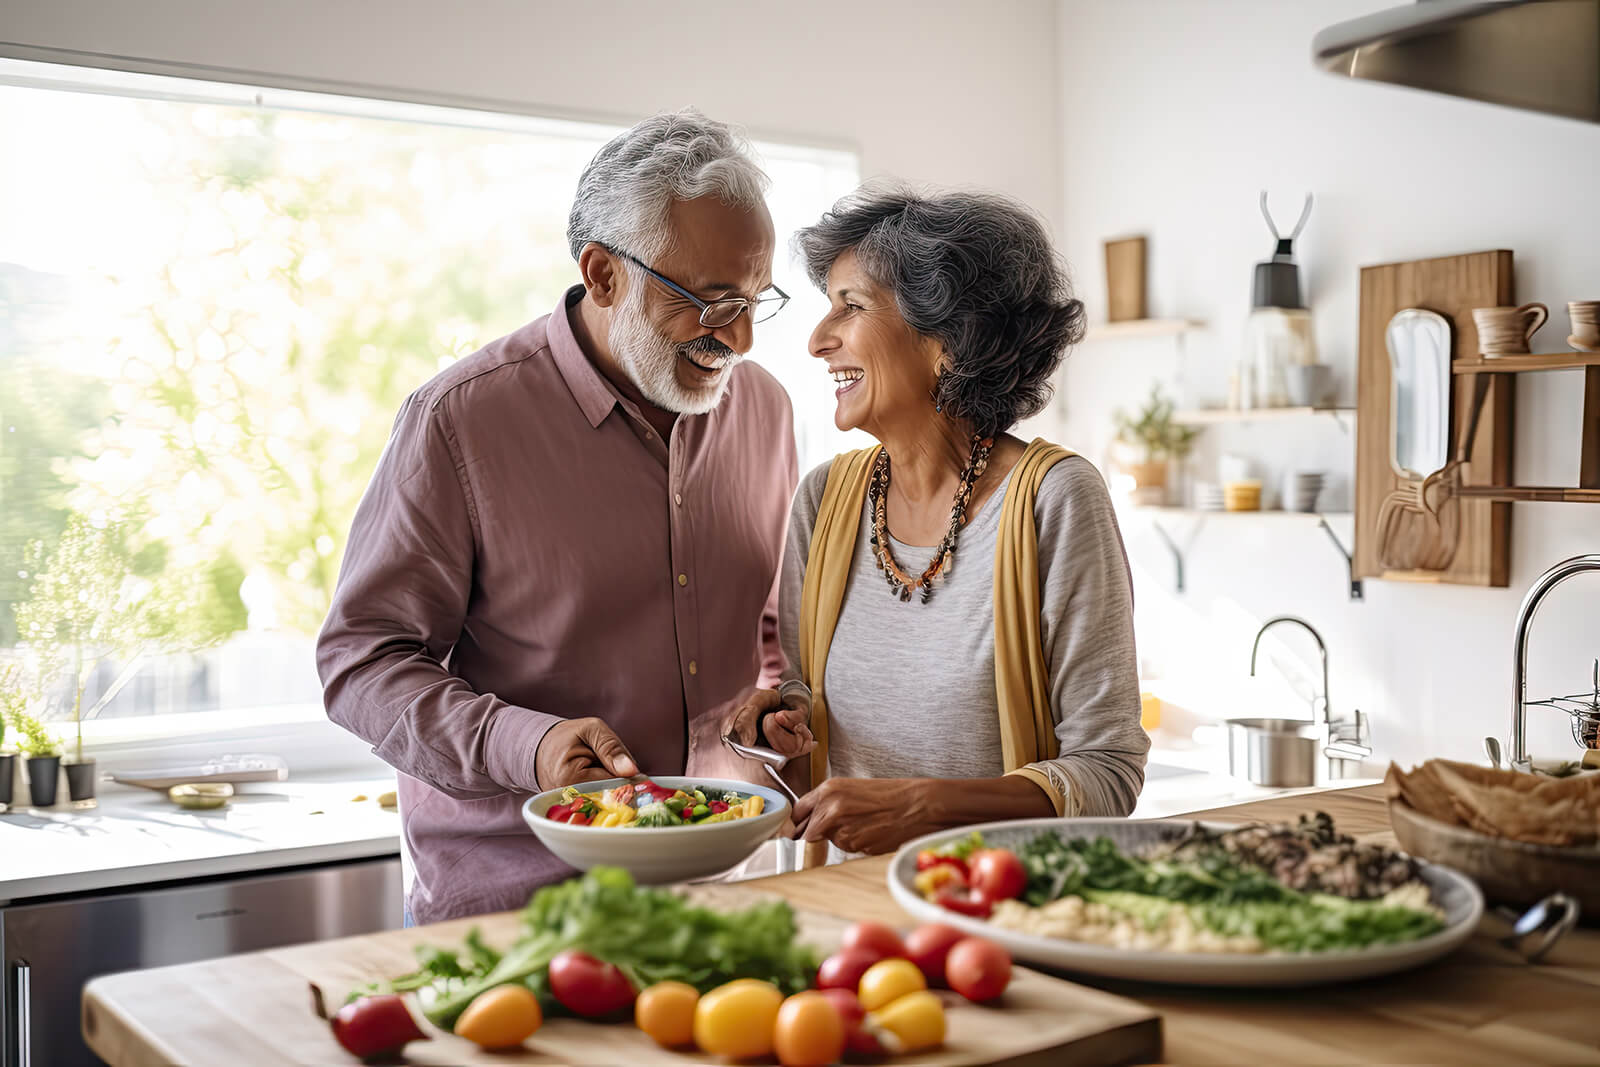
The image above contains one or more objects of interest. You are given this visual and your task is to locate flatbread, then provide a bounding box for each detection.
[1387,759,1600,847]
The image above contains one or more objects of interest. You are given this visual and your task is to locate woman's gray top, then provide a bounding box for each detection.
[779,452,1149,820]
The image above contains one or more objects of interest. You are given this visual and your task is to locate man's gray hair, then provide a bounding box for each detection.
[567,108,770,263]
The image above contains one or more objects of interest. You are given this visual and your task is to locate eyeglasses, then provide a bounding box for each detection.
[612,249,789,328]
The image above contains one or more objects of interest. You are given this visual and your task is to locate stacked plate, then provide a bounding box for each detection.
[1193,482,1225,511]
[1286,470,1326,513]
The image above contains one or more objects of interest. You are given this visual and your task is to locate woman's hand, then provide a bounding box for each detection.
[722,687,815,761]
[791,777,943,855]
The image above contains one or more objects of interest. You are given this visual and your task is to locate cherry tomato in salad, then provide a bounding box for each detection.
[967,848,1027,902]
[547,949,635,1018]
[915,849,968,877]
[934,883,994,918]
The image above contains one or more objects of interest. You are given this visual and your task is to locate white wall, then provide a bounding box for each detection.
[1050,0,1600,767]
[0,0,1062,231]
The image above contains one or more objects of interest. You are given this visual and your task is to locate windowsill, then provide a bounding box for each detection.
[65,703,389,781]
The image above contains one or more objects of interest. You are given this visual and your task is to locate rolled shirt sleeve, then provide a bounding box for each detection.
[316,391,562,799]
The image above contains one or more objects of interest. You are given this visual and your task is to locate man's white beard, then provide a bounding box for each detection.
[607,285,738,415]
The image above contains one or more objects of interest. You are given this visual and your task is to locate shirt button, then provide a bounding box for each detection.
[674,493,683,507]
[677,573,688,587]
[689,660,698,675]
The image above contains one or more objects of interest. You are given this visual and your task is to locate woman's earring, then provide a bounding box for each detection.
[931,376,943,414]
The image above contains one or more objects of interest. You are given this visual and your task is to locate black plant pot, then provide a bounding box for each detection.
[0,753,14,810]
[65,757,97,807]
[25,755,60,808]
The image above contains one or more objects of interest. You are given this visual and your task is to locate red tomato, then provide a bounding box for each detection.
[839,921,907,961]
[945,938,1011,1002]
[547,950,636,1017]
[816,988,885,1056]
[903,922,967,986]
[934,884,993,919]
[815,949,881,992]
[567,812,591,826]
[967,848,1027,902]
[328,994,429,1060]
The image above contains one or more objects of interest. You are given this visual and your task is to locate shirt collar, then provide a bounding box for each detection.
[548,284,735,431]
[549,285,624,429]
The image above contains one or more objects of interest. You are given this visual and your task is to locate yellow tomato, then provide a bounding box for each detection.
[773,991,846,1067]
[635,981,699,1048]
[693,978,784,1059]
[453,983,543,1049]
[869,990,946,1053]
[857,957,926,1012]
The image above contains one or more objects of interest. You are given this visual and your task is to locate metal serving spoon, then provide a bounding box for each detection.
[1496,892,1580,963]
[720,734,802,807]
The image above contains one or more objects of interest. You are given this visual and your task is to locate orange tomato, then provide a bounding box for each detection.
[773,991,846,1067]
[453,984,542,1049]
[634,981,699,1048]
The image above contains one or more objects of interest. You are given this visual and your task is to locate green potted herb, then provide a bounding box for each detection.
[12,712,63,808]
[1113,383,1202,505]
[0,705,11,813]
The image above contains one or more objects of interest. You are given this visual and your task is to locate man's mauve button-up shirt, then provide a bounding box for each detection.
[317,286,797,922]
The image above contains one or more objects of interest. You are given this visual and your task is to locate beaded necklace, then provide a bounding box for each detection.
[866,435,994,603]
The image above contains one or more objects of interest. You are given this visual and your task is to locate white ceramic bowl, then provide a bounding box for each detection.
[888,817,1483,987]
[522,776,789,885]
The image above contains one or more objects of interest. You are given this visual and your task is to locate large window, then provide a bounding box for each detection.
[0,59,860,744]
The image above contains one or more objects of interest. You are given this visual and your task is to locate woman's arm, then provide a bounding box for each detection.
[791,774,1053,856]
[1023,457,1149,817]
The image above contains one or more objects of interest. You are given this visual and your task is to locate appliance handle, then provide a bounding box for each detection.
[10,959,29,1067]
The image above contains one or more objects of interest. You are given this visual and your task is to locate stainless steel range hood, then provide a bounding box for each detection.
[1313,0,1600,123]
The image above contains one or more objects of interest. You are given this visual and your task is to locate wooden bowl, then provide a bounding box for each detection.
[1388,798,1600,918]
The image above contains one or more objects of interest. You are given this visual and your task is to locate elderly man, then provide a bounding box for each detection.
[317,110,805,923]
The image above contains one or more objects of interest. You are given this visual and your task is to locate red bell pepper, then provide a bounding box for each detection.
[567,811,591,826]
[709,800,730,814]
[916,850,969,878]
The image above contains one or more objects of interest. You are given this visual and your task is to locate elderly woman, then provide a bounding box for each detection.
[726,184,1149,861]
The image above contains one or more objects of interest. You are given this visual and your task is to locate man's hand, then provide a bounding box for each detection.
[723,687,814,761]
[790,777,939,855]
[534,717,639,790]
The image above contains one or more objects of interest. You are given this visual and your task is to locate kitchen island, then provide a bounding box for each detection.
[80,786,1600,1066]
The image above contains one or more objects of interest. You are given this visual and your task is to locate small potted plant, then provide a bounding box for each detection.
[1113,384,1202,506]
[12,712,63,808]
[0,709,11,813]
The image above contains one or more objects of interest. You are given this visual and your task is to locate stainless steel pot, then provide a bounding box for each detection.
[1225,717,1324,787]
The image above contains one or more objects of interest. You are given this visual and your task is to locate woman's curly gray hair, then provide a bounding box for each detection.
[794,184,1085,437]
[567,108,769,264]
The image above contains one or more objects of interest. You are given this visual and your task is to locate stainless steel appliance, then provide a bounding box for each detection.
[2,855,401,1066]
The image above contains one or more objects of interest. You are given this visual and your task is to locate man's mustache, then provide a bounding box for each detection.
[678,336,737,362]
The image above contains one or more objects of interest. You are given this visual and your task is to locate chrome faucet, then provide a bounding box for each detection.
[1250,615,1371,773]
[1502,553,1600,773]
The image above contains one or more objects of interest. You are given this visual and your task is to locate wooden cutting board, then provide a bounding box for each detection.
[82,884,1162,1067]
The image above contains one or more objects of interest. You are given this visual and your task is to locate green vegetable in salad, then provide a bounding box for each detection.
[355,867,819,1029]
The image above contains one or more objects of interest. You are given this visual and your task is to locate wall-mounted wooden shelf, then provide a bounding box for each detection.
[1455,486,1600,503]
[1453,352,1600,374]
[1452,353,1600,502]
[1172,406,1356,426]
[1083,318,1204,341]
[1125,506,1362,600]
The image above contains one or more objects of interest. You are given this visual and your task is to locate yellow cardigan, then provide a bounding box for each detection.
[797,438,1076,821]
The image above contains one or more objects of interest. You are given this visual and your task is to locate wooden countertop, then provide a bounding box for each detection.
[81,785,1600,1066]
